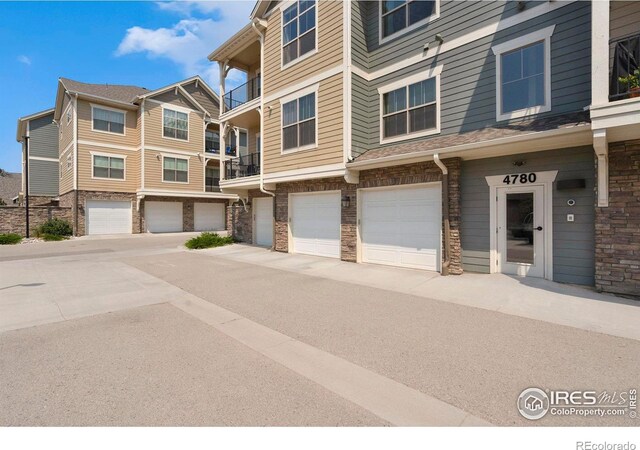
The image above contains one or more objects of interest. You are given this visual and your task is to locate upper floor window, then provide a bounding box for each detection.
[66,154,72,170]
[282,90,316,152]
[93,154,124,180]
[163,108,188,141]
[380,0,438,42]
[205,130,220,153]
[282,0,316,67]
[92,106,125,135]
[380,69,441,143]
[163,156,188,183]
[205,166,220,192]
[66,106,72,124]
[492,25,554,121]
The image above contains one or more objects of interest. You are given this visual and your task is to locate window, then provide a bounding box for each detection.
[381,0,437,41]
[163,157,188,183]
[66,106,72,124]
[205,130,220,153]
[282,92,316,151]
[205,166,220,192]
[93,155,124,180]
[66,154,72,170]
[381,74,439,141]
[282,0,316,66]
[92,107,125,134]
[163,108,188,141]
[492,25,554,121]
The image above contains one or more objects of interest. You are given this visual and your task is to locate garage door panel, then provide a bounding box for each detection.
[194,203,225,231]
[361,185,441,271]
[86,200,132,235]
[145,201,183,233]
[291,192,340,259]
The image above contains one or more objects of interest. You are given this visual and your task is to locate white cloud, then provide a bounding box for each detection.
[116,1,254,89]
[18,55,31,66]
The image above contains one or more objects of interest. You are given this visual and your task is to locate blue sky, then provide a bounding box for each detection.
[0,0,254,172]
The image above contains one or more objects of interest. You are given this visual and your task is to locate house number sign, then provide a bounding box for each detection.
[502,173,538,185]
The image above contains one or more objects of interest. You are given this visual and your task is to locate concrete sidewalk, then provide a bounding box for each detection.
[200,245,640,341]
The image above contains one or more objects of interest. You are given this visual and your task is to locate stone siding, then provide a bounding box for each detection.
[227,189,274,244]
[0,205,72,236]
[595,141,640,296]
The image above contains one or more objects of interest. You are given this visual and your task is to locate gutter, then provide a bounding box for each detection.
[433,154,450,276]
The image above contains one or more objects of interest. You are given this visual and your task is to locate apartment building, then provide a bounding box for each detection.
[210,0,640,296]
[53,76,237,235]
[16,108,60,205]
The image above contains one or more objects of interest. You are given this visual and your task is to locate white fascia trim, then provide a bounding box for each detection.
[264,65,342,103]
[219,174,261,188]
[492,25,555,122]
[150,100,197,115]
[29,156,59,162]
[136,189,238,200]
[60,141,74,156]
[219,97,260,121]
[343,0,353,163]
[89,150,128,159]
[356,0,576,82]
[377,65,443,94]
[263,162,347,184]
[77,140,140,152]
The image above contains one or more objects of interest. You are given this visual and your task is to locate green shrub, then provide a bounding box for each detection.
[185,232,234,250]
[0,233,22,245]
[35,218,73,237]
[41,233,68,242]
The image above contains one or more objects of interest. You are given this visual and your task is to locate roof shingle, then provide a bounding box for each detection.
[59,78,150,105]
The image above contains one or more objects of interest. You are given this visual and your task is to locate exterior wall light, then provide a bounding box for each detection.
[341,195,350,208]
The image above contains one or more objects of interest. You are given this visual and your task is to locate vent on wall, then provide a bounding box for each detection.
[557,179,586,190]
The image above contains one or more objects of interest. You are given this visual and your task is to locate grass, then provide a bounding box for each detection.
[185,232,234,250]
[0,233,23,245]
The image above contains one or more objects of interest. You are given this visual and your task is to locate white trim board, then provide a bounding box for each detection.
[263,65,342,103]
[263,162,347,184]
[353,0,576,82]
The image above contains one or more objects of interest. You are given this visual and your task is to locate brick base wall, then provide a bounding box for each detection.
[270,159,462,274]
[0,206,72,236]
[595,141,640,296]
[227,189,274,244]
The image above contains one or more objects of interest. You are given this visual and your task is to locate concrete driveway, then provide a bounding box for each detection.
[1,235,639,426]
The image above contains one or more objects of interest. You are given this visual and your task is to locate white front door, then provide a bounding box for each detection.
[290,192,341,259]
[253,197,273,247]
[86,200,132,235]
[145,201,183,233]
[360,184,442,271]
[194,203,225,231]
[497,185,545,277]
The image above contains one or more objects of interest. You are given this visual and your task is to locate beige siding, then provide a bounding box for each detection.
[263,73,343,173]
[182,81,220,118]
[59,94,74,153]
[59,146,74,195]
[263,1,343,95]
[144,149,205,192]
[76,100,139,147]
[144,99,205,152]
[611,1,640,40]
[77,143,140,193]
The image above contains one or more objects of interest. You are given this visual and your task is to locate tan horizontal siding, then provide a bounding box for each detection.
[611,1,640,40]
[263,73,344,173]
[182,81,220,118]
[59,95,74,153]
[77,143,139,193]
[76,100,139,147]
[144,100,205,152]
[263,1,343,95]
[59,147,74,195]
[144,149,205,192]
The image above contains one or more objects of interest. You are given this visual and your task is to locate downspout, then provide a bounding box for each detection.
[73,92,79,236]
[434,154,450,276]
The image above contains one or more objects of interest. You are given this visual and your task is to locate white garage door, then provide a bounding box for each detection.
[254,197,273,247]
[194,203,225,232]
[145,201,183,233]
[290,192,340,259]
[361,184,441,271]
[86,200,132,235]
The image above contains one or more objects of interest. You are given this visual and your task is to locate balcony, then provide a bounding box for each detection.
[224,76,260,112]
[609,33,640,101]
[224,152,260,180]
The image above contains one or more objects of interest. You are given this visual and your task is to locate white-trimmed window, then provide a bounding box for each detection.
[492,25,554,121]
[205,130,220,153]
[282,91,316,152]
[92,106,125,134]
[282,0,316,67]
[66,154,72,170]
[379,69,441,143]
[380,0,438,43]
[66,105,72,124]
[163,156,188,183]
[93,155,124,180]
[163,108,189,141]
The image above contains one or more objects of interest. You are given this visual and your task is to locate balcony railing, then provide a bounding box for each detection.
[224,152,260,180]
[223,76,261,112]
[609,33,640,101]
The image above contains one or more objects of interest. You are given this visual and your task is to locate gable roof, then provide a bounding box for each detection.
[135,75,219,118]
[0,172,22,205]
[16,108,55,142]
[59,78,150,105]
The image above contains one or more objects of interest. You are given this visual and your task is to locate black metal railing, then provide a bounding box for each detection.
[223,76,261,111]
[224,152,260,179]
[609,33,640,101]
